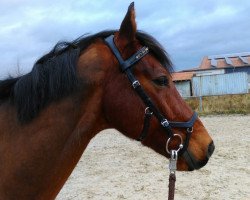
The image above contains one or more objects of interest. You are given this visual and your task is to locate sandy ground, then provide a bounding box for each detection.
[57,115,250,200]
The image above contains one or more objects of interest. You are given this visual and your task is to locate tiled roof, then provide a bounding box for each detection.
[174,52,250,81]
[172,72,194,81]
[199,52,250,70]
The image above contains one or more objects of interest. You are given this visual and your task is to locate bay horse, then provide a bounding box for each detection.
[0,3,214,199]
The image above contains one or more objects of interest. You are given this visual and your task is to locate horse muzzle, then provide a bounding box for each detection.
[183,141,215,171]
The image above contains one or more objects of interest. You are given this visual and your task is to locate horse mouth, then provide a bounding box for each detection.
[182,150,209,171]
[182,141,215,171]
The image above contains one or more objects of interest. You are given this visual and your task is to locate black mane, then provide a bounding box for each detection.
[0,30,172,123]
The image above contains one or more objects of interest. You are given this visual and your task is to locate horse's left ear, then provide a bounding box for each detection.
[117,2,137,44]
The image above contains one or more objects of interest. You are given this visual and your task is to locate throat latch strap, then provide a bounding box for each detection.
[137,107,153,141]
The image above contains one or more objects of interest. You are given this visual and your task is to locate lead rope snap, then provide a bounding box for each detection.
[168,150,178,200]
[167,135,183,200]
[169,150,178,174]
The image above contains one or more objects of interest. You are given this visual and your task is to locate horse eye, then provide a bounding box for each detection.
[152,76,168,86]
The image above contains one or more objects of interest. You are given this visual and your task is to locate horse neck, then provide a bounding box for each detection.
[0,87,109,199]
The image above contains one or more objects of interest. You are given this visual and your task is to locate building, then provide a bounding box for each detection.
[173,52,250,97]
[172,72,194,97]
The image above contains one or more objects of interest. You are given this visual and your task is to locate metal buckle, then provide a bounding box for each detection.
[161,119,169,127]
[132,80,140,89]
[166,134,183,154]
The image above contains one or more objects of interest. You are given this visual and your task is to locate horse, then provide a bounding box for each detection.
[0,3,214,199]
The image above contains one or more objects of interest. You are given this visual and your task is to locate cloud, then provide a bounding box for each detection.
[0,0,250,77]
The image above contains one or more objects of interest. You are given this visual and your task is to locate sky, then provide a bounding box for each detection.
[0,0,250,78]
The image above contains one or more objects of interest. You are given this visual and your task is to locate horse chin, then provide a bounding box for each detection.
[181,150,209,171]
[175,150,209,171]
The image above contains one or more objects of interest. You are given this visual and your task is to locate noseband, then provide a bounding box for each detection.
[105,35,197,156]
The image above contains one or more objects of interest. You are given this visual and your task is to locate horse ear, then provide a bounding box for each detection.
[118,2,137,43]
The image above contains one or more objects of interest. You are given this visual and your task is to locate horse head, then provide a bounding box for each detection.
[99,3,214,171]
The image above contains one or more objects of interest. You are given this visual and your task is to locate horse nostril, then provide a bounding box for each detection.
[207,141,215,158]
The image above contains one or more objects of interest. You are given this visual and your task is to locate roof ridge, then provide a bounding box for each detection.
[208,52,250,59]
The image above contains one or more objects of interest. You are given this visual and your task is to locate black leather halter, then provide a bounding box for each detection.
[104,35,197,155]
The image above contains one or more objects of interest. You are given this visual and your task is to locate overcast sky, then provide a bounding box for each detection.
[0,0,250,78]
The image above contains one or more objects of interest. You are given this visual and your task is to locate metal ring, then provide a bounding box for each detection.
[145,107,153,115]
[166,134,183,154]
[187,127,193,133]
